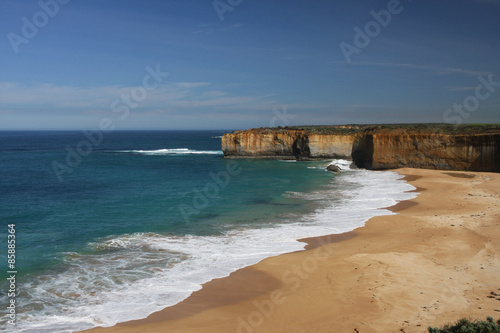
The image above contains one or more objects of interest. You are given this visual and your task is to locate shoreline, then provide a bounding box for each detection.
[85,168,500,333]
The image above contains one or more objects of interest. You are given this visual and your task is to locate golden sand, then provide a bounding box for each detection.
[85,168,500,333]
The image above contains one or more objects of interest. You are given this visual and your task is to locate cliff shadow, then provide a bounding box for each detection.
[293,134,311,160]
[352,134,374,169]
[469,134,500,172]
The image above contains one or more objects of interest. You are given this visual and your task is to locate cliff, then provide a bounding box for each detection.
[222,124,500,172]
[221,129,355,160]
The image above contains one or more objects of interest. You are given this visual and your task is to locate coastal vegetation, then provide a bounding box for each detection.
[428,316,500,333]
[255,123,500,135]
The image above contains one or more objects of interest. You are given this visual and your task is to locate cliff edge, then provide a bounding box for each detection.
[222,124,500,172]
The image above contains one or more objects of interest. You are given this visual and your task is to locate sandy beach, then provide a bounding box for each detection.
[86,168,500,333]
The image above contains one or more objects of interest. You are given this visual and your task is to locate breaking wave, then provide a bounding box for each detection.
[115,148,223,156]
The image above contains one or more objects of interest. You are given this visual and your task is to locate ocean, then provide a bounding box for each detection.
[0,130,416,332]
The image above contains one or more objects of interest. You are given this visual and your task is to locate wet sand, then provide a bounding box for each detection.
[85,168,500,333]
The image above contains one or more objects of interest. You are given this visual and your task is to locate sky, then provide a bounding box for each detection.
[1,0,499,130]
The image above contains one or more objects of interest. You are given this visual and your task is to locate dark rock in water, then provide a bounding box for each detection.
[326,164,341,172]
[349,162,358,170]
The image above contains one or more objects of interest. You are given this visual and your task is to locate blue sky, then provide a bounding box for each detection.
[1,0,499,130]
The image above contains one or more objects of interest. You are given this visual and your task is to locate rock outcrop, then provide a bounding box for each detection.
[326,164,341,173]
[222,125,500,172]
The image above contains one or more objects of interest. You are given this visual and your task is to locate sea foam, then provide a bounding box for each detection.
[10,168,416,333]
[116,148,224,155]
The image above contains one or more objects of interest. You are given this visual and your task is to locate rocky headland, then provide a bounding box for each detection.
[222,124,500,172]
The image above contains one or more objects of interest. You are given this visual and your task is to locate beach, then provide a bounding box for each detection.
[85,168,500,333]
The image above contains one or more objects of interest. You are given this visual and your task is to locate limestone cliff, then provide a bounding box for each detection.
[222,125,500,172]
[221,129,355,159]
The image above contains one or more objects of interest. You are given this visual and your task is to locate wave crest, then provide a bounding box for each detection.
[116,148,223,156]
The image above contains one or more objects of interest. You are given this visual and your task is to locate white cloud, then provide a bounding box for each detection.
[0,81,269,111]
[174,82,210,89]
[334,61,489,77]
[201,90,228,98]
[445,86,476,91]
[0,81,337,129]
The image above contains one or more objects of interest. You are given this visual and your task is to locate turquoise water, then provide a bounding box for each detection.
[0,131,415,332]
[0,132,323,273]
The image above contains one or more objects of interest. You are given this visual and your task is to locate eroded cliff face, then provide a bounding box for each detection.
[222,129,355,160]
[222,126,500,172]
[221,129,308,159]
[369,132,500,172]
[307,134,354,159]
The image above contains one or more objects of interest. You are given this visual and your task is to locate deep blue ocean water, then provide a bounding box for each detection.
[0,131,416,332]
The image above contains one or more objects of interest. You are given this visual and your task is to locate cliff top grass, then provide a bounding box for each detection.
[241,123,500,135]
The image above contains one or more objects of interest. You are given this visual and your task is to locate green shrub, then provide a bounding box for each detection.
[428,316,500,333]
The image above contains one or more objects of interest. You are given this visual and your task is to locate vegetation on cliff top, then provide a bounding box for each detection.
[239,124,500,135]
